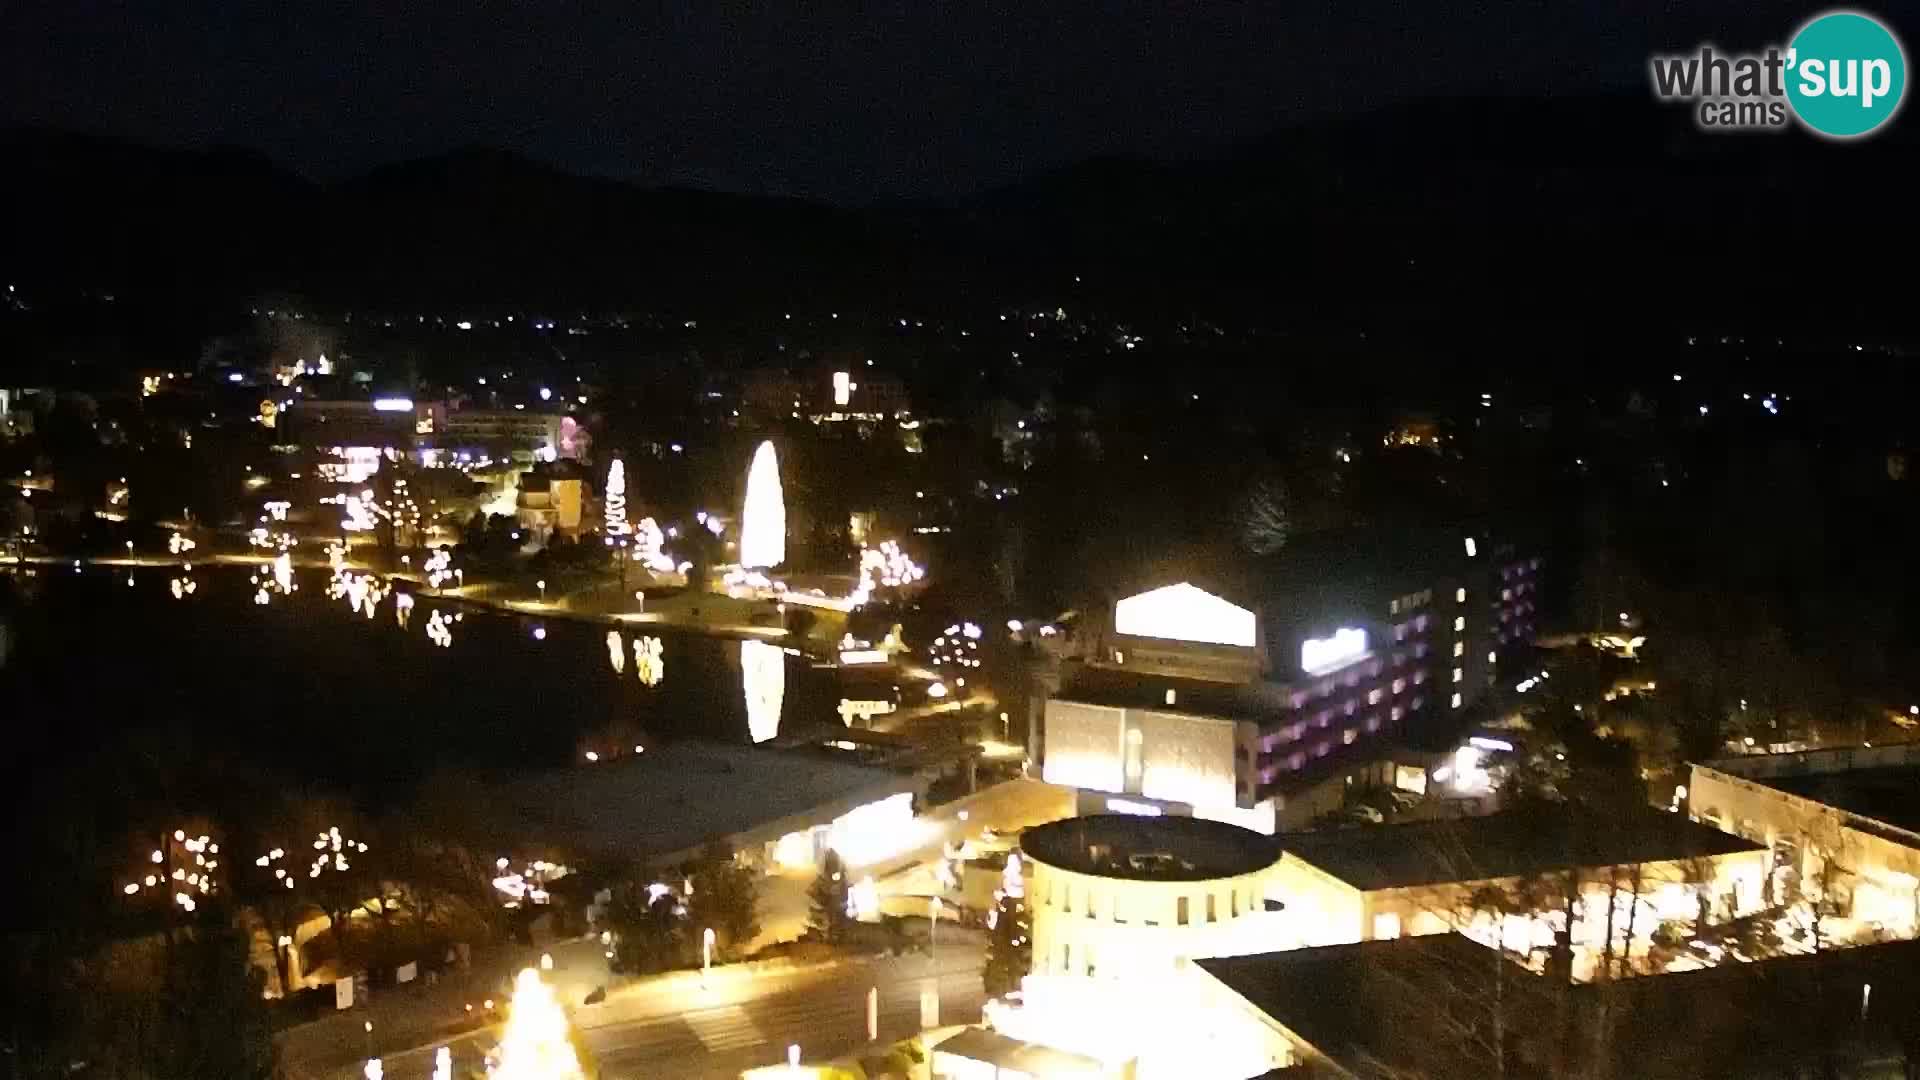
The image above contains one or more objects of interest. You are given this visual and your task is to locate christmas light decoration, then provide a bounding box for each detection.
[634,636,665,687]
[489,969,586,1080]
[739,441,784,569]
[604,458,629,538]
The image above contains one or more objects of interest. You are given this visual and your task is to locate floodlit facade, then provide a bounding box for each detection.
[1690,743,1920,943]
[1021,816,1288,979]
[1040,533,1545,832]
[988,815,1296,1078]
[1271,812,1770,981]
[1113,582,1258,648]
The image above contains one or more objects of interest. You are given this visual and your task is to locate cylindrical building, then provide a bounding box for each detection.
[1021,814,1284,980]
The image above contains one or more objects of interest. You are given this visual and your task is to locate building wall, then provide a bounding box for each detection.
[1042,701,1127,793]
[992,970,1301,1080]
[1690,758,1920,936]
[1027,853,1288,980]
[1268,852,1368,948]
[1136,709,1240,808]
[1355,851,1768,980]
[1042,699,1250,813]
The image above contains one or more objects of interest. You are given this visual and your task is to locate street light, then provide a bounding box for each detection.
[702,927,715,987]
[537,579,547,603]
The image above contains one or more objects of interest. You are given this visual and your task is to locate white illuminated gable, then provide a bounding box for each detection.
[1113,582,1256,648]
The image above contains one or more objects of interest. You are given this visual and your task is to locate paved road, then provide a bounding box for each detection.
[317,946,986,1080]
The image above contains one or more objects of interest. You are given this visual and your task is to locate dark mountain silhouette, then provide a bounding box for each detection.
[4,95,1916,332]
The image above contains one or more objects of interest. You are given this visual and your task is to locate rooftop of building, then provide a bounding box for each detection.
[1701,742,1920,841]
[1197,934,1531,1075]
[1052,663,1289,720]
[1279,805,1762,891]
[1099,520,1544,681]
[1020,813,1280,882]
[471,739,924,861]
[1203,934,1920,1078]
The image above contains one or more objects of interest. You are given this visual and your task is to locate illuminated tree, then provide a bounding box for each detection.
[1235,474,1290,555]
[982,854,1031,996]
[739,440,785,569]
[807,850,852,944]
[603,457,629,539]
[491,969,587,1080]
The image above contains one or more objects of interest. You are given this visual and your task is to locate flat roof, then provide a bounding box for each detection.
[477,740,923,861]
[1053,665,1288,720]
[1281,807,1762,891]
[1022,814,1280,882]
[931,1028,1106,1074]
[1754,767,1920,837]
[1700,743,1920,842]
[1198,935,1530,1073]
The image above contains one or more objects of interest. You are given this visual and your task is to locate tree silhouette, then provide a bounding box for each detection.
[807,850,852,944]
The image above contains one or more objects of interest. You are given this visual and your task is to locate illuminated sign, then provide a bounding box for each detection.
[1300,628,1368,675]
[372,397,414,412]
[832,371,853,407]
[1113,582,1256,648]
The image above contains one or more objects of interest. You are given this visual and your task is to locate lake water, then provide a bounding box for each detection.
[0,565,871,805]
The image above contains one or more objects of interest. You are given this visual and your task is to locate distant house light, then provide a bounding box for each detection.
[1464,537,1478,557]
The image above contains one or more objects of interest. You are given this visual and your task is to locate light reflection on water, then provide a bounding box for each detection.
[4,567,847,789]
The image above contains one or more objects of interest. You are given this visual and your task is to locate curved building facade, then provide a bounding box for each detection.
[1022,814,1285,979]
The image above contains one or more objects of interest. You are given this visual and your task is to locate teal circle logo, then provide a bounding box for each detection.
[1786,11,1907,138]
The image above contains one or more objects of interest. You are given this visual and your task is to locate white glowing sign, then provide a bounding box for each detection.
[1300,627,1368,675]
[832,370,853,407]
[1112,582,1256,648]
[372,397,414,412]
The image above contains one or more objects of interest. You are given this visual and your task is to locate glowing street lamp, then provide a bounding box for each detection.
[536,579,547,603]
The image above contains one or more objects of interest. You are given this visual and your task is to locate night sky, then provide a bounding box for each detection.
[1,1,1826,202]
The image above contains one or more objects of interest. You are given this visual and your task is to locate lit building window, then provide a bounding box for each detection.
[1391,705,1404,722]
[1392,678,1406,694]
[1488,651,1497,664]
[1343,729,1358,745]
[1452,667,1464,683]
[1455,587,1466,603]
[1453,616,1466,632]
[1451,692,1463,709]
[1453,641,1465,658]
[1367,688,1383,705]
